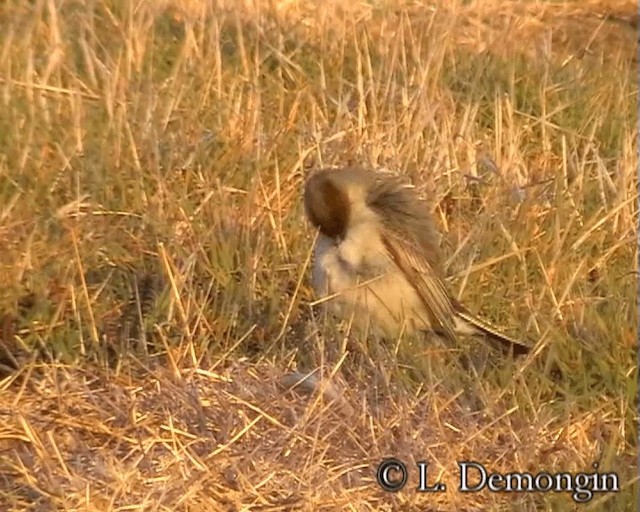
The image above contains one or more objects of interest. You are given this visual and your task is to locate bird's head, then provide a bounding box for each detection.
[304,168,373,239]
[303,166,443,268]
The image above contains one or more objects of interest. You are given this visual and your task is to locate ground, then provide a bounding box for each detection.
[0,0,637,510]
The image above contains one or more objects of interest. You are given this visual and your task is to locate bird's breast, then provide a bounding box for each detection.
[311,228,431,336]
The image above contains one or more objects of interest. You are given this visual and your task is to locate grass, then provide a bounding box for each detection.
[0,0,637,510]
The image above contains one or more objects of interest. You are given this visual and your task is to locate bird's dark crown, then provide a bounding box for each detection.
[304,172,351,239]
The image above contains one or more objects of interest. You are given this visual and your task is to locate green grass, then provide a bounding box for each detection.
[0,0,636,510]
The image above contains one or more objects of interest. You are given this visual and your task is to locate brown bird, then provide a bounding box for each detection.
[304,166,530,355]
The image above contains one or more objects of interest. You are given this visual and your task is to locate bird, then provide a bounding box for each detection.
[303,166,531,356]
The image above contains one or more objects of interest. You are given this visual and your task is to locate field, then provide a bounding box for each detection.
[0,0,637,510]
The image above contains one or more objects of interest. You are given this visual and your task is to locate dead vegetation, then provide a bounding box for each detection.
[0,0,637,510]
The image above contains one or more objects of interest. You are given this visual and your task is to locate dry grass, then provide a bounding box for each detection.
[0,0,637,510]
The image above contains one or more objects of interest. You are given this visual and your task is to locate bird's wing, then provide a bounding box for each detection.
[451,298,531,355]
[380,228,458,343]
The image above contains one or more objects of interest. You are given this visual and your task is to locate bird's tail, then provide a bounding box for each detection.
[454,308,531,356]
